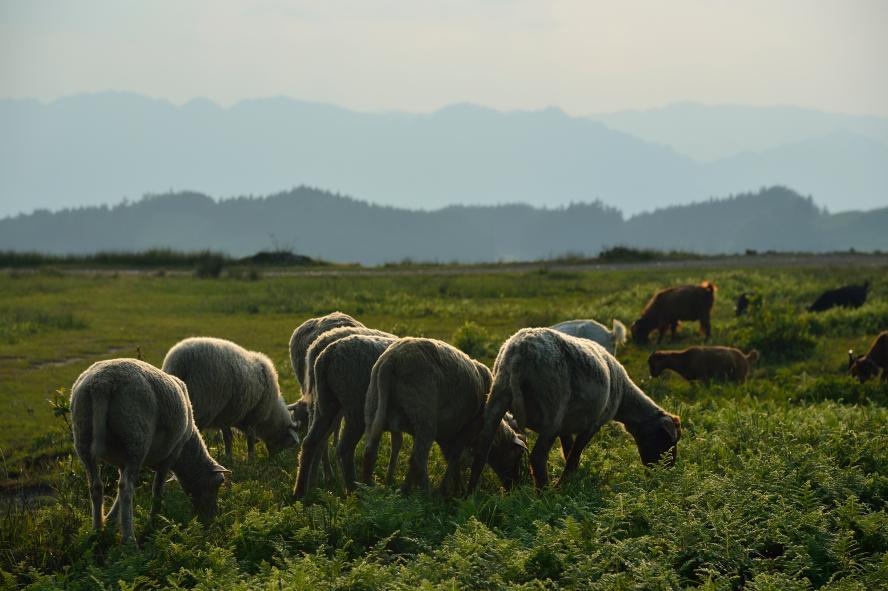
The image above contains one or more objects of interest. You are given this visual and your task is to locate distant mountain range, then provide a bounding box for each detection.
[1,93,886,218]
[1,186,884,265]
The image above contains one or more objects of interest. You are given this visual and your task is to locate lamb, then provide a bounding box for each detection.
[631,282,717,344]
[287,312,365,427]
[293,333,400,498]
[550,318,628,355]
[808,281,870,313]
[162,337,300,459]
[468,328,681,491]
[362,337,527,495]
[648,346,759,382]
[71,358,229,544]
[849,331,888,383]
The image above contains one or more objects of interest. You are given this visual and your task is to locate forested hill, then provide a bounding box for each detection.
[1,186,885,265]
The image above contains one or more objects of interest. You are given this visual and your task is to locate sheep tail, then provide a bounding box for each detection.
[746,349,760,365]
[89,381,111,459]
[366,354,392,443]
[612,319,628,348]
[701,281,718,293]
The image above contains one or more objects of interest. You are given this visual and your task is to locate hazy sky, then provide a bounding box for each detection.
[2,0,887,116]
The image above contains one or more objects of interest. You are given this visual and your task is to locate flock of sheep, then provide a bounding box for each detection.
[68,279,885,544]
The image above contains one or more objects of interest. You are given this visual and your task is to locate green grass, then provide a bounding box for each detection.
[0,263,886,589]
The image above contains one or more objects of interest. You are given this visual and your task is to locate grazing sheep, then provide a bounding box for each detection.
[362,338,527,495]
[293,333,400,498]
[469,328,681,491]
[849,331,888,383]
[631,282,717,344]
[550,318,628,355]
[287,313,365,428]
[808,281,870,312]
[162,337,300,459]
[71,358,229,544]
[648,346,759,382]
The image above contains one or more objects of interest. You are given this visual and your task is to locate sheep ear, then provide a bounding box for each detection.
[848,350,854,369]
[214,466,232,476]
[287,402,301,410]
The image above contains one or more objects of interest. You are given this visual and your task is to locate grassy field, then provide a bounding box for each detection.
[1,263,886,589]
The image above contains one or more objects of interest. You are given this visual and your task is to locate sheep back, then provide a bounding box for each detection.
[289,312,364,392]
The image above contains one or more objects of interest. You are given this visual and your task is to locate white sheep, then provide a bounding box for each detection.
[469,328,681,491]
[162,337,300,458]
[287,313,365,429]
[293,332,400,498]
[362,337,527,495]
[550,318,628,355]
[71,358,230,544]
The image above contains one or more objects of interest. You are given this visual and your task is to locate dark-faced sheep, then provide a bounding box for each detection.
[469,328,681,491]
[631,282,717,344]
[287,313,365,428]
[293,333,400,498]
[550,318,628,355]
[808,282,869,312]
[362,338,527,495]
[71,359,229,544]
[648,346,759,382]
[849,331,888,383]
[162,337,300,458]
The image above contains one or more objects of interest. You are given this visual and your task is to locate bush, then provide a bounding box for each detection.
[194,255,226,278]
[452,321,494,359]
[735,304,817,362]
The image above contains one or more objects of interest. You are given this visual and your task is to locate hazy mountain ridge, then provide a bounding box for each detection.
[2,93,886,218]
[1,186,884,265]
[592,101,888,161]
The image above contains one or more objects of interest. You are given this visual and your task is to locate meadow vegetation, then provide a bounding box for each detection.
[0,263,885,589]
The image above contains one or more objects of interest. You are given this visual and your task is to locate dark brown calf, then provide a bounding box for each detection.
[648,346,759,382]
[849,331,888,383]
[631,282,717,344]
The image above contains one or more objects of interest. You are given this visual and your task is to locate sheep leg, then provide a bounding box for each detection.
[402,434,433,495]
[529,432,558,489]
[438,439,467,497]
[559,434,574,461]
[106,468,122,525]
[83,457,104,530]
[150,468,169,518]
[656,323,668,343]
[337,412,364,493]
[117,462,140,544]
[385,432,403,485]
[222,427,233,458]
[558,425,603,484]
[670,322,679,341]
[361,430,382,486]
[319,416,339,483]
[293,406,340,499]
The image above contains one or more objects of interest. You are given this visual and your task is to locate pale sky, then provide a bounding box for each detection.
[1,0,887,116]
